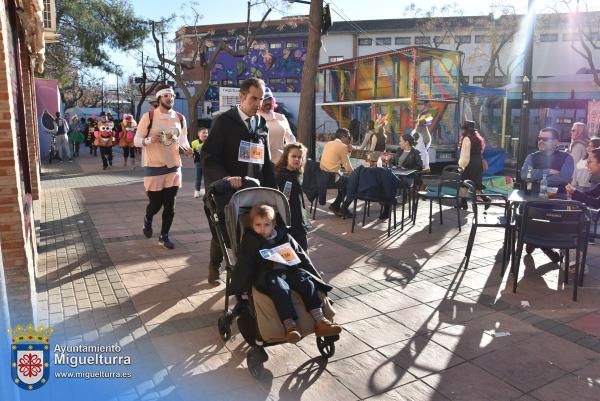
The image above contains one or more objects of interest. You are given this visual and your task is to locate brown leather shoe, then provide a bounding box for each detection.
[286,326,301,343]
[315,319,342,337]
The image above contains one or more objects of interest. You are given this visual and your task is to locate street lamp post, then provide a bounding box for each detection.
[101,79,105,112]
[516,0,536,184]
[160,31,168,84]
[116,75,120,120]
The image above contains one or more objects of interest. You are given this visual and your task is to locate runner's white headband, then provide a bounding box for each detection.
[156,88,175,97]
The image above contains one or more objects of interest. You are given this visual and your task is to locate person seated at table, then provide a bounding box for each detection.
[522,127,575,262]
[521,127,574,194]
[571,137,600,191]
[567,148,600,208]
[566,147,600,269]
[320,128,354,218]
[393,134,423,171]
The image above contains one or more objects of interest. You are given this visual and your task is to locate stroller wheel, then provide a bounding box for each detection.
[217,313,232,341]
[247,346,268,379]
[317,335,337,358]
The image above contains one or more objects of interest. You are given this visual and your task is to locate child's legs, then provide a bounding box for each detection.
[285,270,322,312]
[265,274,297,322]
[108,147,113,163]
[194,162,202,191]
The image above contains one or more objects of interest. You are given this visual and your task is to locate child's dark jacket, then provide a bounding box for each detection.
[230,226,331,295]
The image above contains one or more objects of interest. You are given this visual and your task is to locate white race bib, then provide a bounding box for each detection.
[238,140,264,164]
[259,243,300,266]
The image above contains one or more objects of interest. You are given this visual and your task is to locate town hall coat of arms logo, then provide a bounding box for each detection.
[9,324,53,390]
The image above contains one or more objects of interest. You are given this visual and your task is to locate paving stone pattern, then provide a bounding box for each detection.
[33,153,600,401]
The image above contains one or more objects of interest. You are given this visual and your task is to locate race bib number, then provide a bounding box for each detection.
[259,243,300,266]
[238,140,264,164]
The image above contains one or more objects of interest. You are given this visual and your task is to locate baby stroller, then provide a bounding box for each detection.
[205,179,339,378]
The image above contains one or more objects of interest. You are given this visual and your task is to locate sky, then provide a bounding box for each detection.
[105,0,599,84]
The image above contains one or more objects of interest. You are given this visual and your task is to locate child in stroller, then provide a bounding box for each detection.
[230,204,342,343]
[205,179,341,377]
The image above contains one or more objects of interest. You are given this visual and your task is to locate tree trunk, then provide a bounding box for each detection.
[296,0,323,156]
[187,97,199,141]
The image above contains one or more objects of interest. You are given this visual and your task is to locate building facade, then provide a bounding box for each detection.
[1,0,53,322]
[320,13,600,87]
[175,17,309,116]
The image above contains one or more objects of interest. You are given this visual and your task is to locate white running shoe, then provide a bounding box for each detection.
[194,190,201,198]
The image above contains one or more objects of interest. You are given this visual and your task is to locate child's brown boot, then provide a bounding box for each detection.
[315,319,342,337]
[286,325,301,343]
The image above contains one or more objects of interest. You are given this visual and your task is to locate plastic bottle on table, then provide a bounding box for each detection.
[376,156,383,167]
[526,166,533,193]
[540,173,548,198]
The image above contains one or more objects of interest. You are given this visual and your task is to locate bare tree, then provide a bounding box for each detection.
[129,49,162,121]
[552,0,600,87]
[149,4,274,135]
[406,2,520,88]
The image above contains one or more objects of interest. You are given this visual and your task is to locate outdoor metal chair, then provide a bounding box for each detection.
[511,200,588,301]
[461,180,514,273]
[414,165,464,234]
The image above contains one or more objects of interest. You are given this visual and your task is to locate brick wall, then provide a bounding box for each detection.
[0,1,36,322]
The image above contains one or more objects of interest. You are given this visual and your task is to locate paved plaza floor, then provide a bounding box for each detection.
[32,150,600,400]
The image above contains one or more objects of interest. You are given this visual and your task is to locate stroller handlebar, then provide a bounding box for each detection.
[206,176,261,197]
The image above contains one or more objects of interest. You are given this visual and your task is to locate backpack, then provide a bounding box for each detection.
[146,110,185,137]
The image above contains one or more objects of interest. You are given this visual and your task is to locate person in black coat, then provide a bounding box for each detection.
[275,143,310,251]
[201,78,277,285]
[393,134,423,171]
[230,204,341,343]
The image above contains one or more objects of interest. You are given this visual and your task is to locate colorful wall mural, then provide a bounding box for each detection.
[207,36,307,93]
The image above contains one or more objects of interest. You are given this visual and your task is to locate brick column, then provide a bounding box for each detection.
[21,48,40,200]
[0,2,35,322]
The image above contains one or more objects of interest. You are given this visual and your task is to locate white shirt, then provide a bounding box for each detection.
[238,106,255,131]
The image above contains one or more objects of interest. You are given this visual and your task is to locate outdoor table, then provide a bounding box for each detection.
[390,167,417,177]
[507,189,568,203]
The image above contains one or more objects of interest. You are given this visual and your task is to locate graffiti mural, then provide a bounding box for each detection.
[207,36,306,93]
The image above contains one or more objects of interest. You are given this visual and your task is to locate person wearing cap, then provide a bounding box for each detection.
[134,84,193,250]
[201,77,276,285]
[258,87,296,164]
